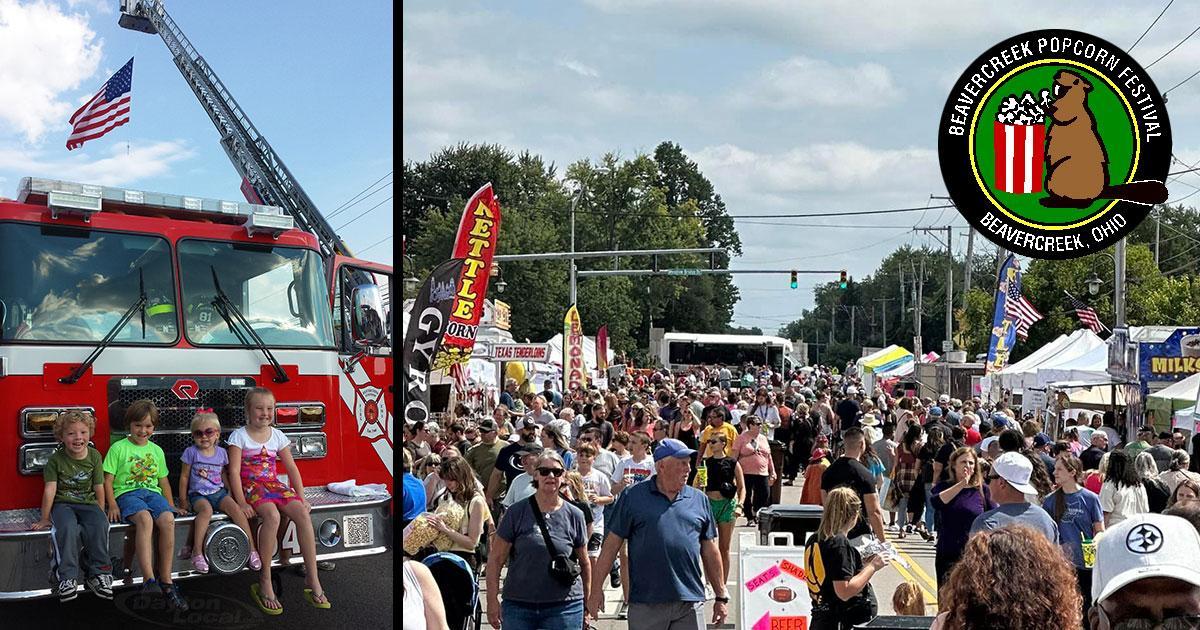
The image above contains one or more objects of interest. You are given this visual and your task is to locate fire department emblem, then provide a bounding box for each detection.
[354,385,389,443]
[940,29,1170,259]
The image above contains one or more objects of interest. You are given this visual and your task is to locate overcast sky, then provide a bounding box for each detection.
[0,0,393,264]
[402,1,1200,334]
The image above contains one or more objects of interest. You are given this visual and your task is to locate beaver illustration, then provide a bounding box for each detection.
[1041,70,1167,208]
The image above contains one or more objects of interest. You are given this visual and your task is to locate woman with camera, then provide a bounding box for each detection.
[486,450,591,629]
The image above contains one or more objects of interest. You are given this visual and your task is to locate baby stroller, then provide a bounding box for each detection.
[422,552,481,630]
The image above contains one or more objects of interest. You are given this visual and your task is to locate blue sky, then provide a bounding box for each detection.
[403,1,1200,334]
[0,0,393,265]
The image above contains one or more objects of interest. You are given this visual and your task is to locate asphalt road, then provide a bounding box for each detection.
[479,478,940,628]
[0,551,394,629]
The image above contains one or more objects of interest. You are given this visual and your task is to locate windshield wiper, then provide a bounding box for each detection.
[210,266,289,383]
[61,269,147,384]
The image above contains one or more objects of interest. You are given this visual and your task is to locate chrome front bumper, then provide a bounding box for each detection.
[0,488,392,600]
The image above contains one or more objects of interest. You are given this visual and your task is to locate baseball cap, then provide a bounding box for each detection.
[653,438,697,462]
[846,386,858,395]
[992,452,1038,495]
[938,394,951,404]
[978,435,1000,452]
[991,412,1010,428]
[1092,513,1200,605]
[520,417,539,429]
[477,418,498,433]
[929,407,943,418]
[1033,432,1052,448]
[518,443,545,456]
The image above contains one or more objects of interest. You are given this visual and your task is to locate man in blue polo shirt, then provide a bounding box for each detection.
[587,438,729,629]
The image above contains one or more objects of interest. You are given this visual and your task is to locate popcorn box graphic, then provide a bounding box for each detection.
[993,121,1045,194]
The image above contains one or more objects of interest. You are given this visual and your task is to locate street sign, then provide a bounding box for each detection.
[491,343,552,362]
[942,340,954,353]
[667,268,703,276]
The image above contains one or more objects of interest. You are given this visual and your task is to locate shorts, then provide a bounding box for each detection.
[709,497,736,524]
[188,487,230,510]
[116,488,173,523]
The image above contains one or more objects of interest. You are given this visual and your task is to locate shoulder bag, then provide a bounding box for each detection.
[527,496,581,587]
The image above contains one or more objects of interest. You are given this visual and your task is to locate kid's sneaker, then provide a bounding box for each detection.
[140,578,162,596]
[86,574,114,600]
[162,583,189,612]
[57,578,78,602]
[190,554,209,574]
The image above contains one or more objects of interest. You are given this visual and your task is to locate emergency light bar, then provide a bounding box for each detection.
[16,177,294,233]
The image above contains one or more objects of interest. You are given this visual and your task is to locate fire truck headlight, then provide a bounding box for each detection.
[20,444,56,475]
[300,434,327,458]
[21,407,94,439]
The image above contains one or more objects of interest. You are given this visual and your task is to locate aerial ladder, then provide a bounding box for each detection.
[118,0,353,260]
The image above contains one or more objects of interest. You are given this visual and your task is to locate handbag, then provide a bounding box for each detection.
[528,496,581,587]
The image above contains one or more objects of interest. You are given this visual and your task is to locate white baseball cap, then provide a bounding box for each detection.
[1092,513,1200,604]
[846,386,858,395]
[991,452,1037,495]
[978,435,999,452]
[938,394,951,404]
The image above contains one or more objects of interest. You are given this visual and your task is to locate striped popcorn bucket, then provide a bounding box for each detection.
[993,122,1045,194]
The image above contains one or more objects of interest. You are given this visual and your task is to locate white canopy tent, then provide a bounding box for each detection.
[995,329,1106,393]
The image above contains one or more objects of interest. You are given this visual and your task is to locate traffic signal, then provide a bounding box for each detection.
[839,270,848,289]
[789,270,798,289]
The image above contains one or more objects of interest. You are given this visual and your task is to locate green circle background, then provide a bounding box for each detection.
[972,64,1134,226]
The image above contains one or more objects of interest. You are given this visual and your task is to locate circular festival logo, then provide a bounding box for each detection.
[939,30,1171,259]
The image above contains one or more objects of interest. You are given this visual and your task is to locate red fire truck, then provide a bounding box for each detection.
[0,1,394,598]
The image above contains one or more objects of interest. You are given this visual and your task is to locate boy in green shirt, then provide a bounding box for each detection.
[30,410,112,602]
[103,399,187,610]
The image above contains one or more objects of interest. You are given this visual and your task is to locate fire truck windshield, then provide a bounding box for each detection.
[0,222,177,343]
[178,239,333,348]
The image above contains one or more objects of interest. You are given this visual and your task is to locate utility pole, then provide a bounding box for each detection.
[1155,207,1161,267]
[915,225,954,352]
[913,258,925,358]
[898,264,905,334]
[874,298,894,346]
[963,228,975,301]
[850,306,857,347]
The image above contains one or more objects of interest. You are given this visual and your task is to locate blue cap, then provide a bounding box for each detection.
[1034,432,1052,448]
[947,411,963,425]
[929,407,943,417]
[653,438,697,462]
[992,412,1009,428]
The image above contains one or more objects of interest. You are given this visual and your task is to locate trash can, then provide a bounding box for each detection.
[756,503,823,547]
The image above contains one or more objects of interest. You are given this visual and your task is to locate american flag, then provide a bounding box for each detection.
[449,361,469,390]
[1004,281,1043,339]
[1065,292,1110,334]
[66,58,133,151]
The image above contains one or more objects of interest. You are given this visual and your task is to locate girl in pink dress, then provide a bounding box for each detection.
[229,387,330,614]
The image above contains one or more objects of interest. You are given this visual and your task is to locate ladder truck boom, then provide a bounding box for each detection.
[118,0,352,259]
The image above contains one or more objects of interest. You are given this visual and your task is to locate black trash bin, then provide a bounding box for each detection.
[756,503,823,547]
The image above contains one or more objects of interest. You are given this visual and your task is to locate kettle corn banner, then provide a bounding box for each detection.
[431,183,502,370]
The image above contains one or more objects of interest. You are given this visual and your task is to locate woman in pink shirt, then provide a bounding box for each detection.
[734,416,776,526]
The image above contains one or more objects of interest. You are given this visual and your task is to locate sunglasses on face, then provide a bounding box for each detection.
[192,428,219,438]
[709,439,724,445]
[537,467,565,477]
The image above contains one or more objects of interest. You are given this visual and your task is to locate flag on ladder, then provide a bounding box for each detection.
[1064,292,1110,334]
[1004,281,1043,339]
[66,58,133,150]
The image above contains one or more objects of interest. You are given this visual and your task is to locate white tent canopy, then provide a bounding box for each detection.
[1148,372,1200,404]
[545,332,615,370]
[996,329,1107,393]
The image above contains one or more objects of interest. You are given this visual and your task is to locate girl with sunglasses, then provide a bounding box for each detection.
[179,409,261,574]
[693,433,744,583]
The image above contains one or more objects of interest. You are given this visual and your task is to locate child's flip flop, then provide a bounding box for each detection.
[250,583,283,616]
[304,588,332,609]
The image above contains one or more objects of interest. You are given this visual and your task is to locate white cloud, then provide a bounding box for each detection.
[0,0,104,142]
[0,140,195,187]
[558,58,600,78]
[735,56,900,109]
[691,142,938,196]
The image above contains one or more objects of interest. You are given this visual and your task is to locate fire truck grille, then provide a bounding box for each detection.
[107,376,257,486]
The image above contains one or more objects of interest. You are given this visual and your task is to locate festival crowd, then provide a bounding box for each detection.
[402,361,1200,630]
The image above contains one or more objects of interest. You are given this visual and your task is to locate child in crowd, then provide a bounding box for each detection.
[230,387,330,615]
[31,410,113,602]
[892,581,926,616]
[178,408,261,574]
[103,400,187,610]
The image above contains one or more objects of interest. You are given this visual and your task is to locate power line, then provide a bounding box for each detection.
[334,195,393,231]
[328,171,393,219]
[734,220,967,228]
[1163,66,1200,95]
[328,178,393,221]
[1144,23,1200,69]
[741,231,912,264]
[568,203,956,220]
[356,235,393,256]
[1130,0,1174,51]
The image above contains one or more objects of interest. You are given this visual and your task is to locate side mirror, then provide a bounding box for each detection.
[350,283,388,347]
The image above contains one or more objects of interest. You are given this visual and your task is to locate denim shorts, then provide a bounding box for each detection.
[501,598,584,630]
[188,487,229,510]
[116,488,173,523]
